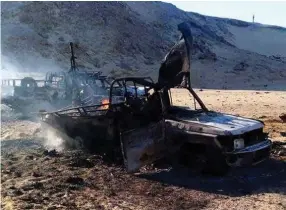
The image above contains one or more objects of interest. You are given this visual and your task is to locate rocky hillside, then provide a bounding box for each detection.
[1,1,286,89]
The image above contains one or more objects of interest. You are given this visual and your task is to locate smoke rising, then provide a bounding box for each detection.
[40,124,85,152]
[42,128,65,152]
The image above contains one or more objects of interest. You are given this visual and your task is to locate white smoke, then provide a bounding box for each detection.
[44,129,65,152]
[40,122,85,152]
[40,124,65,152]
[0,104,22,121]
[1,56,47,80]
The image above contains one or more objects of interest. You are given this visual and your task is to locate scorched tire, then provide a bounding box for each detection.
[203,146,229,176]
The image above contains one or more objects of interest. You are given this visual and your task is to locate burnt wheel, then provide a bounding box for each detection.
[203,146,229,176]
[178,143,207,173]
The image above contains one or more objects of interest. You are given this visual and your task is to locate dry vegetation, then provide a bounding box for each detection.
[1,90,285,210]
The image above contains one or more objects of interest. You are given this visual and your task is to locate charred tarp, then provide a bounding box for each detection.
[158,22,193,88]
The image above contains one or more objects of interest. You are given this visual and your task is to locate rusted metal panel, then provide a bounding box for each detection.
[120,120,165,173]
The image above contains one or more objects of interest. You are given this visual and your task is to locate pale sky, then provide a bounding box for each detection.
[166,1,286,27]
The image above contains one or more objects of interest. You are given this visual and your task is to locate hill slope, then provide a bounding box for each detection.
[1,1,286,89]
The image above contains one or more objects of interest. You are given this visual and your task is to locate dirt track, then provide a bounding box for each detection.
[1,90,286,210]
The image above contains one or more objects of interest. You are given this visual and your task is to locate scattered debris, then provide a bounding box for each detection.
[68,158,94,168]
[271,141,286,156]
[43,149,59,157]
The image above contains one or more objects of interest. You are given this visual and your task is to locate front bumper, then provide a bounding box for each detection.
[225,139,272,167]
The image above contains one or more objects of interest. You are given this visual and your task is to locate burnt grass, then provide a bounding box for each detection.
[1,139,286,209]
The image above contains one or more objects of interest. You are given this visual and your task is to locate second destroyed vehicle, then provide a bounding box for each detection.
[40,22,272,175]
[1,43,112,112]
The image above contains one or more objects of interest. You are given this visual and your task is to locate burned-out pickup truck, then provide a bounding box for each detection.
[40,73,272,175]
[39,22,272,175]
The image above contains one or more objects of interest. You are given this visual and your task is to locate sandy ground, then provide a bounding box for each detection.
[1,90,286,210]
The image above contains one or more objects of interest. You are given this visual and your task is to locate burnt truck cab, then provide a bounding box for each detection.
[159,73,272,174]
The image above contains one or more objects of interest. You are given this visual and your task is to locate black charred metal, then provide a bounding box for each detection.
[69,42,77,73]
[158,22,193,89]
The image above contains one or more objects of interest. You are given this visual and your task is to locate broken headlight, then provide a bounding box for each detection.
[234,138,245,149]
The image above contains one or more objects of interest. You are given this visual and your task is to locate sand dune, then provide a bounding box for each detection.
[228,24,286,57]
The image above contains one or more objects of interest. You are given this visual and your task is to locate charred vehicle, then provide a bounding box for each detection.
[1,43,112,111]
[40,22,272,175]
[1,77,48,110]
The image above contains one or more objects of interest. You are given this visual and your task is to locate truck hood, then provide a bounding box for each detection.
[172,111,263,135]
